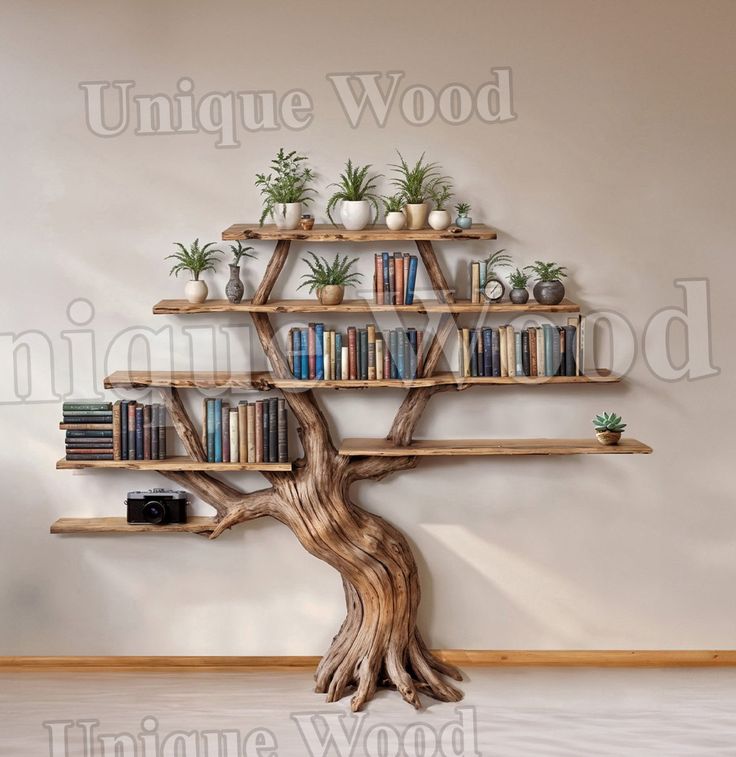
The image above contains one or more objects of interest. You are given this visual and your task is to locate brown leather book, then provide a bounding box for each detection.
[348,327,357,380]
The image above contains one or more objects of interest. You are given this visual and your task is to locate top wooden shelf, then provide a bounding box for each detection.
[222,223,498,242]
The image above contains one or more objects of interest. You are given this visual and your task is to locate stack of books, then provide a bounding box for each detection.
[457,316,585,378]
[287,325,426,381]
[62,400,167,461]
[202,398,288,464]
[373,252,419,305]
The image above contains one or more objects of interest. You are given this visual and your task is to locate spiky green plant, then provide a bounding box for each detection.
[389,151,446,204]
[326,160,382,226]
[525,260,568,282]
[255,148,316,226]
[229,241,257,267]
[429,182,454,210]
[509,268,530,289]
[297,252,363,294]
[485,249,513,275]
[166,239,222,281]
[592,412,627,433]
[381,193,405,214]
[455,202,471,216]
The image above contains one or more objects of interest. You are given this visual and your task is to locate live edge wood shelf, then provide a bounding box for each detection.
[55,219,652,712]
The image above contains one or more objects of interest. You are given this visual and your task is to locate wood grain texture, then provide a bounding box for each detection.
[158,387,206,461]
[222,223,498,242]
[56,456,292,471]
[50,517,217,534]
[339,438,653,456]
[153,298,581,314]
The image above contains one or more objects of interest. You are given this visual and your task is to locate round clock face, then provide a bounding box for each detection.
[483,278,505,302]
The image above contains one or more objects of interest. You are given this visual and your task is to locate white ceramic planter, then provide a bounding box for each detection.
[273,202,302,230]
[428,209,451,230]
[340,200,372,230]
[404,203,429,230]
[185,280,208,304]
[385,211,406,231]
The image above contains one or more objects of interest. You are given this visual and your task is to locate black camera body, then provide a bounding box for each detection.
[126,488,188,525]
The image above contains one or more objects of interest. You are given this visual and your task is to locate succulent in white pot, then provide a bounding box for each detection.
[255,148,316,230]
[382,194,406,231]
[166,239,222,304]
[326,159,382,231]
[427,182,454,230]
[390,151,448,230]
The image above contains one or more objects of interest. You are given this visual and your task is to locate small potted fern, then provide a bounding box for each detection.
[593,412,627,446]
[389,151,445,230]
[298,252,363,305]
[326,160,382,231]
[525,260,568,305]
[225,241,257,304]
[255,148,316,230]
[166,239,222,303]
[428,182,454,230]
[508,268,531,304]
[382,194,406,231]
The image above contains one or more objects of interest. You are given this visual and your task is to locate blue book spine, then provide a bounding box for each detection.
[407,328,418,379]
[406,256,418,305]
[315,323,324,380]
[491,328,501,377]
[515,331,523,375]
[396,329,405,379]
[135,406,144,460]
[292,329,301,379]
[214,399,223,462]
[544,325,553,376]
[483,329,492,377]
[552,327,562,376]
[299,329,309,379]
[479,260,487,291]
[335,333,343,380]
[120,401,128,460]
[359,330,368,380]
[206,399,215,461]
[382,253,390,301]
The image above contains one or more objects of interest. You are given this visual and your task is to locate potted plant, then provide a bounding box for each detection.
[297,252,363,305]
[166,239,222,304]
[428,182,454,230]
[455,202,472,229]
[382,194,406,231]
[225,241,257,304]
[508,268,531,304]
[593,412,627,446]
[525,260,568,305]
[255,148,316,230]
[389,151,445,230]
[326,159,382,231]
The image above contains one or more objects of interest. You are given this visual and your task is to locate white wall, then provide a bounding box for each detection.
[1,0,735,654]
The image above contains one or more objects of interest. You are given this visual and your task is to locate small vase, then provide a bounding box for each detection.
[596,430,621,446]
[404,203,429,230]
[385,211,406,231]
[299,214,315,230]
[273,202,302,230]
[455,215,472,229]
[428,209,451,230]
[225,264,244,304]
[533,280,565,305]
[340,200,372,231]
[510,288,529,304]
[185,280,208,304]
[318,285,345,305]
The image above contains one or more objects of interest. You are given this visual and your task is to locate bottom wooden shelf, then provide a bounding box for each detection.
[50,516,216,534]
[56,456,291,472]
[339,438,653,456]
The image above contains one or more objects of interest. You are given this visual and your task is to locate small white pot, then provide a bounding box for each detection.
[404,202,429,230]
[273,202,302,230]
[185,280,208,304]
[340,200,372,230]
[428,209,452,230]
[385,211,406,231]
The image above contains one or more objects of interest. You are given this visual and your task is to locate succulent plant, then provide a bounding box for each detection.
[525,260,568,282]
[455,202,471,216]
[509,268,530,289]
[297,252,363,294]
[592,412,627,433]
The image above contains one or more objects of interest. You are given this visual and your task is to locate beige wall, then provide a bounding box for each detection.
[1,0,735,654]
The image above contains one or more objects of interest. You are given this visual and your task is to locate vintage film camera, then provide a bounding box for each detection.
[126,488,188,525]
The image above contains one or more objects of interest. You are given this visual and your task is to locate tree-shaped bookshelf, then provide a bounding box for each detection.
[52,223,652,710]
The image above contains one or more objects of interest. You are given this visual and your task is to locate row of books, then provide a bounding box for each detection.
[287,325,426,381]
[373,252,419,305]
[61,401,167,461]
[202,398,288,464]
[457,316,585,378]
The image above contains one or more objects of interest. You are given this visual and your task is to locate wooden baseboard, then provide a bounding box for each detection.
[1,651,735,670]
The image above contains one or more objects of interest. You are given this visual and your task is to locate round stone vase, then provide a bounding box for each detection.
[455,215,472,229]
[533,280,565,305]
[318,285,345,306]
[226,264,245,304]
[510,288,529,304]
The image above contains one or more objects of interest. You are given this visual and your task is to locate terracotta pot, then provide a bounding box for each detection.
[404,203,429,230]
[596,430,621,446]
[318,285,344,305]
[533,279,565,305]
[185,280,208,304]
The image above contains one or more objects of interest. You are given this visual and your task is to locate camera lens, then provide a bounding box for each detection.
[142,500,166,525]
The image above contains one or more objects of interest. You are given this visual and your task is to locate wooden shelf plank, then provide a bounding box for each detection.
[56,456,291,472]
[339,438,653,456]
[104,370,620,390]
[51,516,216,534]
[222,223,498,242]
[153,298,581,315]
